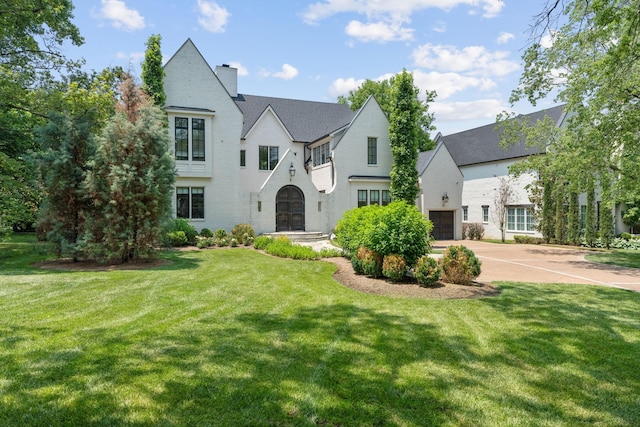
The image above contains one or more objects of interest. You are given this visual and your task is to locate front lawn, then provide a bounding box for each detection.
[1,236,639,426]
[585,249,640,269]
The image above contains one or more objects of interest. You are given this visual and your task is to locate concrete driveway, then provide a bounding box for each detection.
[434,240,640,292]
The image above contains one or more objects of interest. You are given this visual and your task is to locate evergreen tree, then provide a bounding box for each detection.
[567,190,580,245]
[141,34,166,108]
[339,75,436,152]
[584,178,597,247]
[83,76,175,263]
[36,112,96,258]
[388,70,421,204]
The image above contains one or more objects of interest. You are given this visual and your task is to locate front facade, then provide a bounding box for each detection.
[164,39,392,235]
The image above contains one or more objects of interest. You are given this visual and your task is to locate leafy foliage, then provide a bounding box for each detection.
[264,238,319,260]
[440,245,482,285]
[231,223,255,244]
[141,34,166,108]
[335,201,432,267]
[253,235,274,250]
[356,247,383,278]
[165,218,198,245]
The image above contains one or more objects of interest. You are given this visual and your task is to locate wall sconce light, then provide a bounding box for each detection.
[289,162,296,181]
[442,192,449,206]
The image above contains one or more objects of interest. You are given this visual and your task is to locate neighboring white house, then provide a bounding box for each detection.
[163,39,392,235]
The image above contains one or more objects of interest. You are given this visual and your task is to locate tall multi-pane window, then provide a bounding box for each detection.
[191,118,205,161]
[367,137,377,165]
[175,117,205,161]
[313,143,331,167]
[507,206,535,232]
[370,190,380,205]
[175,117,189,160]
[462,206,468,222]
[176,187,205,219]
[381,190,391,206]
[240,149,246,167]
[358,190,368,207]
[259,145,279,170]
[482,205,489,223]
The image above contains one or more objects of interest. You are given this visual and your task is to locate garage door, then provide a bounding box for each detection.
[429,211,454,240]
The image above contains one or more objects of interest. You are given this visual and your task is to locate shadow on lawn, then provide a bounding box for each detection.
[479,284,640,425]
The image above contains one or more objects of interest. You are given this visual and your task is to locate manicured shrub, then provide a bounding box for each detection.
[440,245,482,285]
[253,235,274,250]
[230,238,238,247]
[414,255,441,286]
[199,228,214,238]
[165,218,198,245]
[214,228,228,239]
[335,201,433,268]
[357,247,383,278]
[620,232,632,241]
[351,255,365,275]
[244,236,254,246]
[382,254,407,282]
[231,223,255,244]
[167,231,188,247]
[514,235,543,244]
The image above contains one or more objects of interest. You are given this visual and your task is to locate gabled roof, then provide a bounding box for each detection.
[442,104,567,166]
[234,94,355,143]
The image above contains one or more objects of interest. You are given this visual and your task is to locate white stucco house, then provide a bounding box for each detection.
[164,39,392,235]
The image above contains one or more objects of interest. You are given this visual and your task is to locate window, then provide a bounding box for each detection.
[175,117,205,161]
[462,206,468,222]
[381,190,391,206]
[358,190,368,207]
[175,117,188,160]
[191,119,205,161]
[176,187,205,219]
[370,190,380,205]
[259,145,279,170]
[507,207,535,232]
[482,206,489,223]
[313,143,331,167]
[240,150,246,167]
[367,137,377,165]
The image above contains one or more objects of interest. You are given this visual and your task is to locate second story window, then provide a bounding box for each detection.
[313,142,331,167]
[175,117,205,161]
[367,137,377,165]
[259,145,279,170]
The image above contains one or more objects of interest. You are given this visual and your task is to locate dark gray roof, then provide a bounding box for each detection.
[442,104,567,166]
[417,148,436,174]
[234,94,355,143]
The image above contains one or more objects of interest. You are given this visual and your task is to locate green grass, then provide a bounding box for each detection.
[1,235,640,426]
[585,249,640,269]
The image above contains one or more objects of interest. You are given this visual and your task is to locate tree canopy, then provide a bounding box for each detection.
[503,0,640,238]
[141,34,166,108]
[338,74,436,152]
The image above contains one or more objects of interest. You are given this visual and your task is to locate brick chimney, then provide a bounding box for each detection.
[214,64,238,97]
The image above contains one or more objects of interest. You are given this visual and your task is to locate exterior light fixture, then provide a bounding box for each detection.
[442,192,449,206]
[289,162,296,181]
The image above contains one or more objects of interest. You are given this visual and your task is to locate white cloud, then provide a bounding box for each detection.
[412,43,520,77]
[261,64,299,80]
[345,20,413,42]
[228,61,249,76]
[497,31,515,44]
[115,51,145,63]
[96,0,145,31]
[432,99,508,123]
[432,21,446,33]
[197,0,230,33]
[412,70,495,100]
[328,77,366,98]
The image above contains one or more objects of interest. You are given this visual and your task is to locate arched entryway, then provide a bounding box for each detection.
[276,185,305,231]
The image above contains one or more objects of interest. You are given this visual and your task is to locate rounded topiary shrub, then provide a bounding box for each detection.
[214,228,228,239]
[357,247,383,278]
[167,230,188,247]
[440,245,482,285]
[200,228,214,238]
[414,255,441,287]
[382,254,407,282]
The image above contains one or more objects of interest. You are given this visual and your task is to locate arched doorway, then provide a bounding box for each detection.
[276,185,305,231]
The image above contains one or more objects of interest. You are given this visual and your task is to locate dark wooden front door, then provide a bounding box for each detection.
[429,211,454,240]
[276,186,305,231]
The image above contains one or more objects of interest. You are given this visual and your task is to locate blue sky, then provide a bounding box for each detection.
[64,0,557,135]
